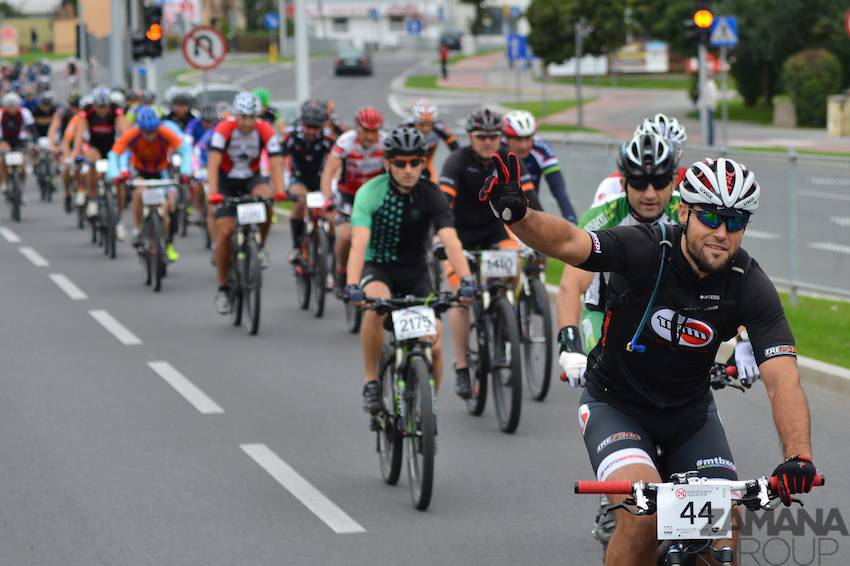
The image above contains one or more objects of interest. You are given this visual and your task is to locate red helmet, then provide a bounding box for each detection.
[355,106,384,130]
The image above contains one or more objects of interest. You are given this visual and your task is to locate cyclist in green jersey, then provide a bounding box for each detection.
[344,127,476,413]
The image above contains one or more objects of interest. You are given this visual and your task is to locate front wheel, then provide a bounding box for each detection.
[406,356,435,511]
[9,176,21,222]
[489,296,522,434]
[311,228,329,318]
[377,341,402,485]
[520,278,553,401]
[243,237,262,336]
[465,303,488,416]
[295,236,311,310]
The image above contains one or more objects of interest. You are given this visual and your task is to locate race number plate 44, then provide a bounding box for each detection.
[481,250,518,279]
[4,152,23,166]
[236,202,267,225]
[142,187,167,206]
[391,306,437,341]
[306,192,325,209]
[657,484,732,540]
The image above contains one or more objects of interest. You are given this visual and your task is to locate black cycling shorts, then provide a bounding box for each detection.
[288,175,320,193]
[360,262,433,298]
[215,174,268,218]
[457,222,513,250]
[3,137,25,150]
[578,389,737,482]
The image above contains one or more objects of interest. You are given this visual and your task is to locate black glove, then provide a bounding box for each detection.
[772,455,817,506]
[459,275,477,299]
[478,152,527,224]
[343,284,364,304]
[557,325,584,355]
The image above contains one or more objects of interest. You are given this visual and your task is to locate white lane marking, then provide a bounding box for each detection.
[18,246,49,266]
[809,241,850,255]
[745,229,780,240]
[810,177,850,187]
[799,190,850,203]
[89,309,142,345]
[147,361,224,415]
[387,93,408,119]
[49,273,88,300]
[830,216,850,227]
[0,226,21,242]
[240,443,366,534]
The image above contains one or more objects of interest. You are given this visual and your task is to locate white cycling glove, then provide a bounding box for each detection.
[559,352,587,388]
[735,337,760,386]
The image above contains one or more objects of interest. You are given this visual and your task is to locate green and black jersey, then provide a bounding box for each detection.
[351,173,454,267]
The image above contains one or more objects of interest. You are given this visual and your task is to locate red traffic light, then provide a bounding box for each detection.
[693,9,714,29]
[145,23,162,41]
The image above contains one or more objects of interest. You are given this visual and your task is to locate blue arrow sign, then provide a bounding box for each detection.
[406,18,422,35]
[506,33,531,62]
[710,16,738,47]
[263,12,280,30]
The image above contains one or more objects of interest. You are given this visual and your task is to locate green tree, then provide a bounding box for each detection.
[782,48,842,126]
[0,0,23,17]
[527,0,627,65]
[460,0,486,36]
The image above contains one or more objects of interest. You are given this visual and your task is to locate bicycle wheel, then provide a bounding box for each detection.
[149,214,164,293]
[179,189,189,237]
[295,236,311,310]
[406,356,435,511]
[311,228,329,318]
[103,192,116,259]
[77,200,85,229]
[489,296,522,433]
[465,302,488,416]
[377,341,402,485]
[520,278,553,401]
[10,177,20,222]
[243,237,263,336]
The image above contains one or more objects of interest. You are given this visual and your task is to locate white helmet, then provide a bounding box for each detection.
[109,90,126,108]
[502,110,536,137]
[679,158,760,213]
[411,98,437,121]
[232,91,259,115]
[3,92,21,108]
[636,113,687,151]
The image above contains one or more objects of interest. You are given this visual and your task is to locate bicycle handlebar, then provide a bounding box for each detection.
[359,293,462,315]
[575,473,825,497]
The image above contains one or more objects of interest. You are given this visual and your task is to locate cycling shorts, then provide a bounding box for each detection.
[215,174,267,218]
[360,262,433,299]
[90,142,112,158]
[287,175,320,193]
[456,222,519,251]
[578,389,737,482]
[2,138,25,150]
[334,191,355,224]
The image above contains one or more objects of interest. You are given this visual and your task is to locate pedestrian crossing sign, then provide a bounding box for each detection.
[710,16,738,47]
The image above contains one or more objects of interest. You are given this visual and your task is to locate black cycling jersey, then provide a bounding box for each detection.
[577,224,795,409]
[164,111,195,132]
[32,104,56,137]
[352,173,453,268]
[438,146,539,233]
[283,126,333,191]
[259,108,277,124]
[57,106,76,137]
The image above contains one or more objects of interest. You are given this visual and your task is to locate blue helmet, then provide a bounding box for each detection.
[136,106,160,132]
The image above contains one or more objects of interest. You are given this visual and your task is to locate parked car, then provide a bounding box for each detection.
[186,83,241,106]
[334,45,373,76]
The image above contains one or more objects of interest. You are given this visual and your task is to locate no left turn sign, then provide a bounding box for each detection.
[182,26,228,71]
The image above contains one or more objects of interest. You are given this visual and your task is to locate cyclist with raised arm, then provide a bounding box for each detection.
[108,106,190,256]
[480,153,817,565]
[343,126,475,413]
[207,92,284,315]
[400,98,459,181]
[320,106,386,295]
[501,110,576,222]
[438,108,541,398]
[284,101,333,264]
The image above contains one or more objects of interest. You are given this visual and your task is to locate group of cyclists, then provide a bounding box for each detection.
[11,79,819,562]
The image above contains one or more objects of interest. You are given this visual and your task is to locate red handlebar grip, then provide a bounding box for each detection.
[725,365,738,377]
[769,473,825,491]
[575,481,634,495]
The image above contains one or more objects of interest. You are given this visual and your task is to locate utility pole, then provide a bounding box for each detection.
[109,0,124,87]
[294,0,310,103]
[78,1,89,92]
[698,41,708,145]
[575,19,586,130]
[130,0,140,91]
[279,0,288,57]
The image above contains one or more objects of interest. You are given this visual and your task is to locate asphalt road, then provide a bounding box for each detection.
[196,50,850,295]
[1,175,848,565]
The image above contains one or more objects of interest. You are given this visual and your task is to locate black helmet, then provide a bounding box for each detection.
[617,132,677,178]
[199,103,218,122]
[300,104,328,127]
[465,108,502,132]
[382,126,427,157]
[39,91,55,106]
[67,92,81,107]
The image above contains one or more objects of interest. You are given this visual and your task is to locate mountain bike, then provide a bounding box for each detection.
[128,178,173,293]
[170,154,191,239]
[576,470,824,566]
[91,159,118,259]
[34,137,56,203]
[362,293,458,511]
[291,192,334,318]
[516,246,553,401]
[5,149,25,222]
[220,194,282,335]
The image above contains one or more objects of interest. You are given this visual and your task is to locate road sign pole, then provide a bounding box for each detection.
[130,0,140,91]
[720,45,728,146]
[575,21,583,130]
[78,2,89,92]
[202,70,208,102]
[294,0,310,103]
[279,0,288,57]
[698,42,708,146]
[145,57,156,94]
[109,0,124,88]
[788,148,799,306]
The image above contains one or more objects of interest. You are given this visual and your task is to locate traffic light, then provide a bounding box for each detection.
[134,5,163,59]
[685,1,714,45]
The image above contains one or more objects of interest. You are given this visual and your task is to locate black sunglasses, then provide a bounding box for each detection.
[691,208,749,233]
[472,133,500,141]
[390,158,424,169]
[626,174,673,191]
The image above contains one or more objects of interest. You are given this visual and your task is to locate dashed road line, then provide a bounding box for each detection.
[809,241,850,255]
[89,309,142,345]
[0,226,21,243]
[799,190,850,203]
[49,273,88,300]
[240,443,366,534]
[19,246,49,266]
[147,361,224,415]
[745,229,780,240]
[830,216,850,227]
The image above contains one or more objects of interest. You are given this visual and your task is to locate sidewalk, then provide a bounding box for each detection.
[436,52,850,152]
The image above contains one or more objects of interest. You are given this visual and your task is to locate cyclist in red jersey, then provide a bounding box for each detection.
[208,92,285,315]
[0,92,35,196]
[320,106,386,294]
